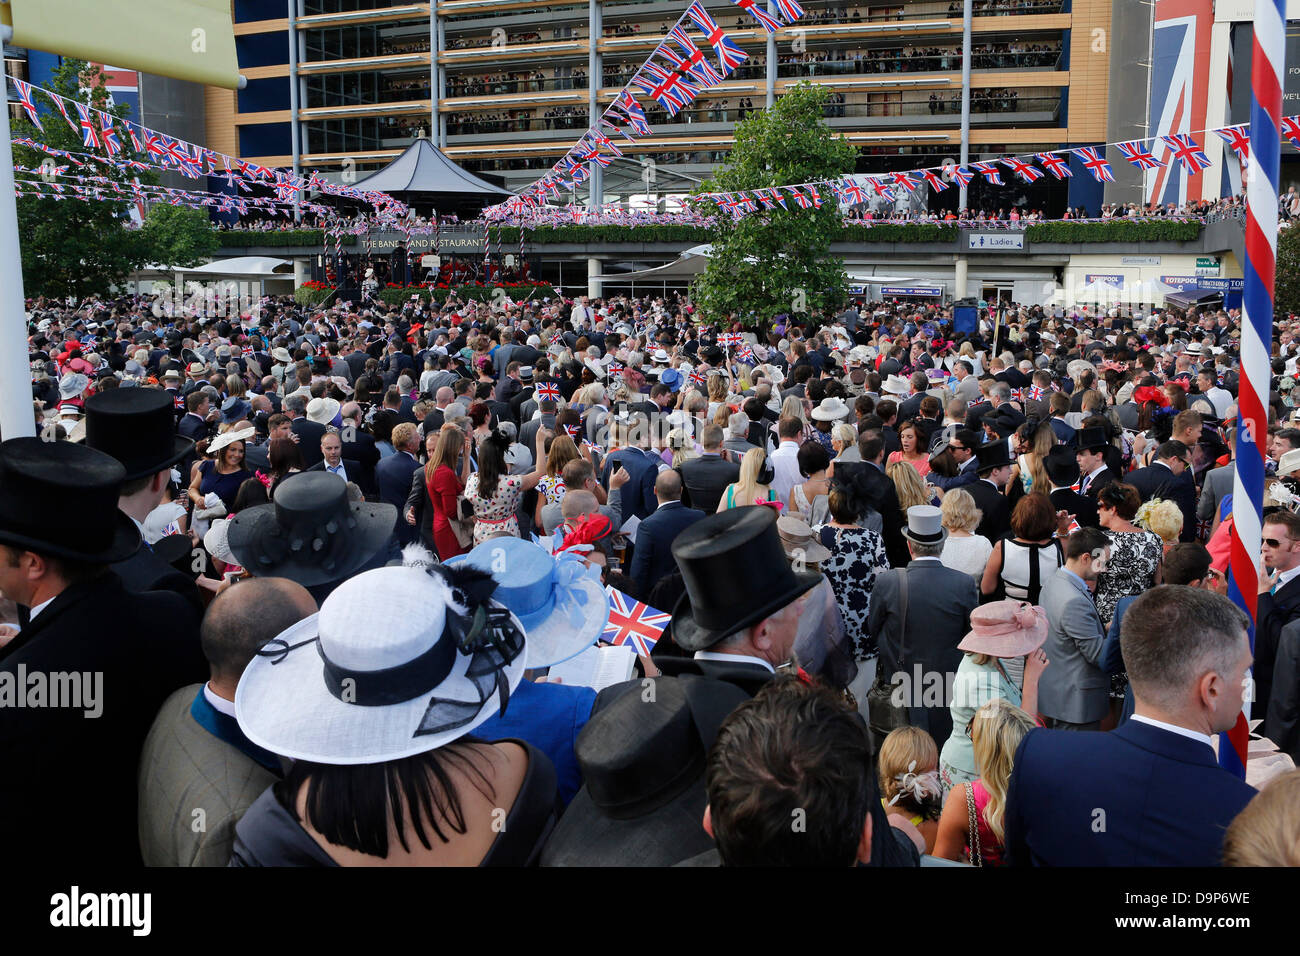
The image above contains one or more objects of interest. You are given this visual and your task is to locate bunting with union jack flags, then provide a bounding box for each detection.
[1035,152,1072,179]
[1116,140,1166,170]
[1160,133,1211,172]
[1072,147,1114,182]
[686,2,748,76]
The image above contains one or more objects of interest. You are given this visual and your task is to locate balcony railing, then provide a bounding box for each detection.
[446,74,590,96]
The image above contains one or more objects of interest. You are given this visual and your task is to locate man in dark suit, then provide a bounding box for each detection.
[339,402,380,494]
[1074,426,1115,501]
[1005,586,1256,866]
[1047,391,1076,445]
[177,390,216,470]
[0,439,206,867]
[629,470,706,596]
[868,505,979,749]
[375,422,424,546]
[678,424,740,515]
[285,394,327,468]
[599,415,660,522]
[307,432,366,489]
[1125,440,1198,543]
[1254,510,1300,732]
[82,390,203,615]
[1044,445,1099,529]
[967,440,1014,542]
[896,372,929,422]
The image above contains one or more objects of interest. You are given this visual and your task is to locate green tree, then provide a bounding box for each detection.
[13,59,159,298]
[1277,223,1300,320]
[691,82,857,327]
[138,204,218,267]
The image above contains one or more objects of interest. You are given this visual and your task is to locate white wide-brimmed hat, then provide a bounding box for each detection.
[810,396,851,421]
[206,424,256,455]
[306,396,341,425]
[58,373,89,400]
[235,565,528,765]
[445,536,608,668]
[883,374,911,396]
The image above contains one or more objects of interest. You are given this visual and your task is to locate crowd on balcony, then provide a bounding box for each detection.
[447,106,590,136]
[383,77,432,99]
[384,38,432,55]
[775,41,1059,75]
[445,28,579,50]
[448,69,588,97]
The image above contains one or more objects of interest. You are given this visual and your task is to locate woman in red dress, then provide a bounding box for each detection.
[409,424,472,560]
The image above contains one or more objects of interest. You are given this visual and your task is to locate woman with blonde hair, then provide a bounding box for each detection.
[1008,421,1054,501]
[718,446,778,510]
[774,394,814,446]
[878,726,944,854]
[706,373,731,419]
[933,698,1037,866]
[1222,769,1300,867]
[939,488,992,579]
[888,459,934,513]
[667,427,698,469]
[533,433,579,529]
[829,422,858,464]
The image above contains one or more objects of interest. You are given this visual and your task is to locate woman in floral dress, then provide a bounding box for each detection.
[463,427,550,545]
[814,477,891,664]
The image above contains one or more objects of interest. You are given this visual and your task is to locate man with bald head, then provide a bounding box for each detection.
[138,578,318,866]
[630,469,706,596]
[421,386,456,439]
[338,400,379,494]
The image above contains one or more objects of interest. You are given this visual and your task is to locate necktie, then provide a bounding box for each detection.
[1079,474,1090,496]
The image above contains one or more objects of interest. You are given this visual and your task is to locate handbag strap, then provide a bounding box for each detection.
[965,783,983,868]
[895,567,910,665]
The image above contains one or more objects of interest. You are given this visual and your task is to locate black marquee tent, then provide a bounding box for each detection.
[352,137,511,218]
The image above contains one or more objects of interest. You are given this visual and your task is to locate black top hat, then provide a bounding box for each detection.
[225,471,396,587]
[670,506,822,652]
[540,674,749,866]
[1044,444,1080,486]
[0,437,140,564]
[1074,426,1110,452]
[974,439,1014,473]
[84,388,193,481]
[152,533,201,580]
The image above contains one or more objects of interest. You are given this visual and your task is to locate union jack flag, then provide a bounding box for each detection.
[124,121,144,154]
[50,94,73,130]
[12,79,42,130]
[769,187,788,210]
[1072,147,1113,182]
[840,177,866,205]
[919,168,947,191]
[1282,115,1300,148]
[689,369,707,388]
[790,187,811,208]
[536,382,561,402]
[890,170,919,193]
[718,332,744,348]
[731,0,782,32]
[945,164,973,187]
[755,188,777,210]
[1001,156,1041,183]
[1160,132,1210,171]
[602,587,670,657]
[665,26,725,87]
[868,177,895,201]
[634,62,698,115]
[970,161,1003,185]
[564,424,581,440]
[1116,140,1165,170]
[1035,152,1072,179]
[173,393,185,412]
[686,1,748,75]
[1215,126,1250,166]
[968,398,983,408]
[806,185,822,208]
[99,114,121,156]
[1028,384,1045,402]
[772,0,805,22]
[607,361,625,378]
[735,344,756,364]
[76,105,101,150]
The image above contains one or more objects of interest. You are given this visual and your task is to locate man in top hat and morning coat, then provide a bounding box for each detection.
[0,439,207,866]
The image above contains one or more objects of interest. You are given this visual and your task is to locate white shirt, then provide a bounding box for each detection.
[27,596,56,623]
[1274,563,1300,590]
[693,650,776,674]
[203,682,237,717]
[323,460,347,478]
[769,440,803,504]
[1129,714,1215,752]
[1079,463,1107,494]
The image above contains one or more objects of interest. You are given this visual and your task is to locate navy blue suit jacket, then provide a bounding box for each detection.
[601,447,660,522]
[630,501,705,596]
[1005,721,1256,867]
[1126,462,1197,542]
[375,451,422,545]
[1100,594,1138,725]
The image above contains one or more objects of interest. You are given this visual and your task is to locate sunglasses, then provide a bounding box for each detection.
[1264,537,1292,548]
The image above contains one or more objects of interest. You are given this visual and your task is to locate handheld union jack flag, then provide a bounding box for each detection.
[1116,140,1165,170]
[719,332,744,348]
[603,587,670,657]
[664,26,724,87]
[607,361,625,378]
[1034,152,1072,179]
[1214,126,1250,166]
[735,344,756,364]
[689,369,707,388]
[12,79,43,130]
[686,2,748,75]
[945,164,974,187]
[1072,147,1113,182]
[1028,384,1045,402]
[75,105,101,150]
[919,168,948,191]
[731,0,782,32]
[1281,115,1300,148]
[536,382,561,402]
[970,161,1003,185]
[1001,156,1041,183]
[1160,133,1211,172]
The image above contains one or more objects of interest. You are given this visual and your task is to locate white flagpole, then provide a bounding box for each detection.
[0,23,36,440]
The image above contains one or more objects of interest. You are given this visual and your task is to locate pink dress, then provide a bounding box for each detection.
[964,779,1005,867]
[887,451,932,478]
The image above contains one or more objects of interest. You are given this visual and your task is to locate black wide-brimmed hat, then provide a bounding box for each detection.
[1074,426,1110,453]
[974,439,1014,473]
[226,471,396,587]
[84,388,193,481]
[539,674,749,867]
[0,437,140,563]
[1044,444,1080,486]
[670,506,822,652]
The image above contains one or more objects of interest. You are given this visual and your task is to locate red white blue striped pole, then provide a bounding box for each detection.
[1225,0,1285,777]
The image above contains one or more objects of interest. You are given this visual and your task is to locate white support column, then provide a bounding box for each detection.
[588,256,602,299]
[954,255,968,300]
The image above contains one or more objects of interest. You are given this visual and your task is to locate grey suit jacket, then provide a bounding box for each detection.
[952,376,982,405]
[1197,462,1234,522]
[1036,567,1109,724]
[540,486,623,536]
[137,685,279,867]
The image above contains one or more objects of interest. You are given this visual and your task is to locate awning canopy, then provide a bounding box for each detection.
[174,256,293,278]
[353,138,512,197]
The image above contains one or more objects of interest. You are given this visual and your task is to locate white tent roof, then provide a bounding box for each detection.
[175,256,294,278]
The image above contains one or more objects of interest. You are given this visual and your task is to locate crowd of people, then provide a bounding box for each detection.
[5,283,1298,869]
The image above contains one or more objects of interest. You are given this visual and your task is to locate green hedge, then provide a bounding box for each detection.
[1023,220,1203,243]
[840,223,957,243]
[218,230,355,247]
[294,285,334,306]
